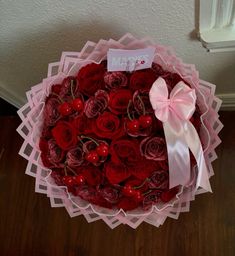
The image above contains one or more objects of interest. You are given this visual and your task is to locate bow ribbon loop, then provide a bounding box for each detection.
[149,77,211,192]
[150,77,196,122]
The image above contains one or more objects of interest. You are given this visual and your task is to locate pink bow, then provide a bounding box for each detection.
[149,77,211,192]
[150,77,196,122]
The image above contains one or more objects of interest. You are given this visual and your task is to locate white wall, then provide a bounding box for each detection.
[1,0,235,107]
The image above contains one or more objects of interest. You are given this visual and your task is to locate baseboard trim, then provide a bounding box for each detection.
[217,93,235,110]
[0,86,25,109]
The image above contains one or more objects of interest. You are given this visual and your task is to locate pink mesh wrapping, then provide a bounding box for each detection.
[17,33,223,229]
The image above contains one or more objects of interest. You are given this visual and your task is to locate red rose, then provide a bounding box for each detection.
[52,121,78,150]
[39,139,65,168]
[131,160,157,180]
[84,90,109,118]
[104,71,128,90]
[105,160,156,184]
[110,139,141,164]
[106,140,157,183]
[47,139,65,163]
[92,111,124,139]
[72,115,93,135]
[143,190,163,210]
[109,89,132,114]
[140,136,167,161]
[98,186,120,204]
[77,63,105,96]
[75,185,96,200]
[44,97,60,126]
[133,90,154,115]
[76,185,112,208]
[82,166,103,186]
[130,69,157,91]
[39,139,51,168]
[66,147,84,168]
[148,170,169,189]
[105,162,130,184]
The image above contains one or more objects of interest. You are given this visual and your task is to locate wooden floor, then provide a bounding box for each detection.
[0,111,234,256]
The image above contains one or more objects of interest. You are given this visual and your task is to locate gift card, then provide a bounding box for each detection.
[107,47,155,72]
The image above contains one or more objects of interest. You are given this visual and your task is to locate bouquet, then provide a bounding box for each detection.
[17,34,223,228]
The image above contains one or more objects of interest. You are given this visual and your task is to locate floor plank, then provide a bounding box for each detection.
[0,112,234,256]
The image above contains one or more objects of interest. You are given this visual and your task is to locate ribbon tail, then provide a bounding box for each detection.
[185,122,212,192]
[164,121,191,189]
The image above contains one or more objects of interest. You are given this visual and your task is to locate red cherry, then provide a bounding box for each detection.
[96,143,109,157]
[133,190,143,202]
[85,151,99,164]
[71,98,84,112]
[73,174,86,185]
[58,102,73,116]
[139,115,153,128]
[62,176,74,186]
[122,185,136,197]
[126,119,140,133]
